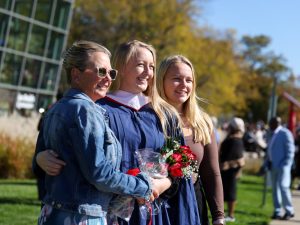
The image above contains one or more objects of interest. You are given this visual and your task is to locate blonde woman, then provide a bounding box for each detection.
[96,41,200,225]
[157,55,225,225]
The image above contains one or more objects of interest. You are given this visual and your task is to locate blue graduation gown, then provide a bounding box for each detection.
[97,97,201,225]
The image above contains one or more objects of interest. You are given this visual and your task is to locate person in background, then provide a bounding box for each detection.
[255,122,267,157]
[211,116,222,147]
[267,117,295,220]
[157,55,225,225]
[34,40,201,225]
[292,127,300,190]
[243,123,258,153]
[32,40,169,225]
[219,117,245,223]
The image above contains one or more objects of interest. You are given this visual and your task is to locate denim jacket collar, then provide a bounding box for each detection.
[64,88,106,114]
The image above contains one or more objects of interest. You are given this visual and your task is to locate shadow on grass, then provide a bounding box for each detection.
[234,209,271,225]
[239,186,265,192]
[0,180,36,186]
[246,222,268,225]
[0,197,40,206]
[240,178,264,186]
[235,209,268,217]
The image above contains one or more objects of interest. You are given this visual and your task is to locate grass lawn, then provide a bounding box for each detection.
[0,179,40,225]
[0,175,273,225]
[224,174,273,225]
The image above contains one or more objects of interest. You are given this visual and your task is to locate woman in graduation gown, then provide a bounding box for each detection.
[96,40,200,225]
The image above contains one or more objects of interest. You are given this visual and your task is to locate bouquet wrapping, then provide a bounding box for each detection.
[135,148,168,179]
[135,149,169,219]
[107,168,142,224]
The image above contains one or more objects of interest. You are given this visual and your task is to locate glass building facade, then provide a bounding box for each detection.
[0,0,74,115]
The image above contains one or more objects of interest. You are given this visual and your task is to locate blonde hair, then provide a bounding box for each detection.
[62,40,111,84]
[111,40,180,136]
[157,55,213,144]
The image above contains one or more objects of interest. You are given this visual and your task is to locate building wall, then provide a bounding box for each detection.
[0,0,73,115]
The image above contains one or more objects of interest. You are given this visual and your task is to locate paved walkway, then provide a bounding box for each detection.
[270,189,300,225]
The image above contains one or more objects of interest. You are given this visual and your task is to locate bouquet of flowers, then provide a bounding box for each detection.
[160,138,198,179]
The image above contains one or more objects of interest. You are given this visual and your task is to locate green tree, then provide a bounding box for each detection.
[69,0,198,55]
[66,1,248,116]
[62,1,297,122]
[184,29,248,116]
[240,35,290,122]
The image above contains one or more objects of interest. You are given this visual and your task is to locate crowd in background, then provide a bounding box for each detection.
[213,115,300,221]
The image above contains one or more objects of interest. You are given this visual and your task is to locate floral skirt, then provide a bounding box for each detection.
[38,205,107,225]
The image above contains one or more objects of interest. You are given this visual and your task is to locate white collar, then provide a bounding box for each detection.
[107,90,149,110]
[273,125,282,134]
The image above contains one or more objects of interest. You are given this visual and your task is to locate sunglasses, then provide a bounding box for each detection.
[98,67,118,80]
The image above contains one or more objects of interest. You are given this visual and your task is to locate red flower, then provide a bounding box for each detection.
[182,161,191,167]
[180,146,191,152]
[169,163,183,177]
[171,153,182,162]
[127,168,140,176]
[184,151,197,161]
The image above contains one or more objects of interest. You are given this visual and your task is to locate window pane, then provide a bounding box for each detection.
[53,1,70,29]
[0,0,11,10]
[0,13,9,47]
[7,18,29,51]
[28,25,48,56]
[41,63,59,90]
[47,31,64,60]
[0,53,23,85]
[37,94,53,111]
[35,0,52,23]
[22,58,41,88]
[13,0,34,17]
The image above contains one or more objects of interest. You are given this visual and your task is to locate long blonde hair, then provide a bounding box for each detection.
[111,40,180,137]
[157,55,213,144]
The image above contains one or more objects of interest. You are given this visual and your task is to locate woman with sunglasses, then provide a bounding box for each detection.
[33,40,170,225]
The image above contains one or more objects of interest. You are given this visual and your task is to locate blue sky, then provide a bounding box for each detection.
[199,0,300,76]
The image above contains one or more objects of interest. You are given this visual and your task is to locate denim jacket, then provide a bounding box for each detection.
[34,89,152,217]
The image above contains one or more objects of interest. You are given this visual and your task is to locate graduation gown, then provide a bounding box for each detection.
[97,96,201,225]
